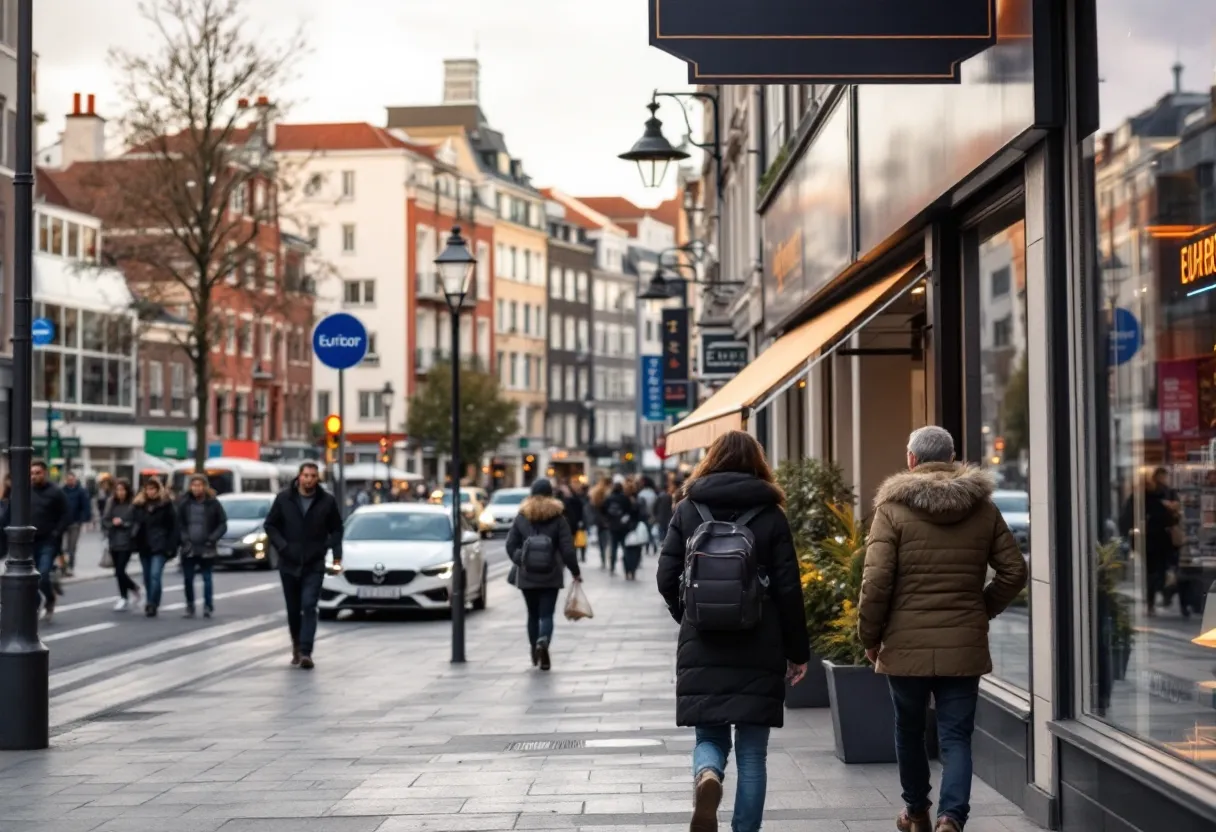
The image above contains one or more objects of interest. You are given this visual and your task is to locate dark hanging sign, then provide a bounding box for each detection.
[649,0,1000,84]
[700,334,749,379]
[661,309,692,414]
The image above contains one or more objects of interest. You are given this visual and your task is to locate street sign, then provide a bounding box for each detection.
[312,313,368,371]
[701,334,750,378]
[661,309,691,414]
[31,317,54,347]
[655,435,668,461]
[1108,307,1141,367]
[640,355,665,421]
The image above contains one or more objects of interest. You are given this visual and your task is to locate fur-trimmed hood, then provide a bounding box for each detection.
[874,462,996,523]
[519,495,566,524]
[133,490,172,509]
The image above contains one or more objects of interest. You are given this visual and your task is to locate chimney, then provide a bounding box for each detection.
[61,92,105,167]
[238,97,249,109]
[253,96,276,147]
[1172,60,1184,94]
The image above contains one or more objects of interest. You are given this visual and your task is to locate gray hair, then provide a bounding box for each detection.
[907,426,955,464]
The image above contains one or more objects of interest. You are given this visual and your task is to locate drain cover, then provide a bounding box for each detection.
[505,739,586,752]
[585,738,664,749]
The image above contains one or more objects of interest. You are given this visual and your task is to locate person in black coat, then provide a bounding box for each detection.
[1119,467,1183,616]
[506,478,581,671]
[263,462,344,669]
[177,475,229,619]
[601,481,635,575]
[132,477,180,618]
[656,430,810,832]
[562,482,588,562]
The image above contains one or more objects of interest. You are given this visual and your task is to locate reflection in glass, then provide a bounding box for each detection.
[43,352,61,402]
[62,354,78,403]
[978,217,1030,691]
[105,359,120,407]
[81,311,105,352]
[1088,1,1216,772]
[62,308,79,349]
[81,357,104,406]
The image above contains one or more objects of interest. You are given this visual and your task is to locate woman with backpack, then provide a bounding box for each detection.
[656,430,810,832]
[601,480,635,575]
[505,479,582,671]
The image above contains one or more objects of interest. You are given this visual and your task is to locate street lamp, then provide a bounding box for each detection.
[639,265,747,301]
[380,381,394,494]
[434,226,476,665]
[0,0,47,751]
[618,101,689,189]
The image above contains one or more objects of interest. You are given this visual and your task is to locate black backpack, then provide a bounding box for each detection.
[519,520,559,576]
[681,502,767,631]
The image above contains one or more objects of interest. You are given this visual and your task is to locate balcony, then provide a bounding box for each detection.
[414,347,450,374]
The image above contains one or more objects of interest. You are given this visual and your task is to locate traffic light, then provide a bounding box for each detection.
[379,435,390,464]
[324,414,342,464]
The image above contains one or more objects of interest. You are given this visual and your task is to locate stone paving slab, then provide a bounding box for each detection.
[0,557,1042,830]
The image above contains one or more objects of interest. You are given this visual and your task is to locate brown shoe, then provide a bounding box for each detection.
[690,769,722,832]
[299,655,314,670]
[291,643,301,666]
[897,807,933,832]
[935,817,961,832]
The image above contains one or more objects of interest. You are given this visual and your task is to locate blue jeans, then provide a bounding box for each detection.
[139,554,167,607]
[34,540,58,608]
[888,676,981,827]
[182,557,214,611]
[692,724,770,832]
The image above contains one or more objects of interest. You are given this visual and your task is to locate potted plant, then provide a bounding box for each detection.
[1095,539,1133,709]
[777,460,853,709]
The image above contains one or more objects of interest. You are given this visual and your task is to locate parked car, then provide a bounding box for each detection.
[477,487,530,538]
[319,503,487,620]
[213,492,277,569]
[992,489,1030,556]
[429,488,487,521]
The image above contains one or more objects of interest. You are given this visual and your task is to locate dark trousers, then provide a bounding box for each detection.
[34,540,58,609]
[182,557,214,611]
[888,676,981,827]
[280,570,324,655]
[522,587,559,647]
[111,550,139,598]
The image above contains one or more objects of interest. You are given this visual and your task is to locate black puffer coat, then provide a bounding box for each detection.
[506,496,581,590]
[133,493,181,559]
[657,472,809,728]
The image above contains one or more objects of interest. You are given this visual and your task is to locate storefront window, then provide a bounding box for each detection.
[1085,0,1216,772]
[971,213,1031,691]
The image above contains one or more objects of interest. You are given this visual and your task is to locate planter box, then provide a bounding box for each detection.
[825,661,897,764]
[785,651,830,708]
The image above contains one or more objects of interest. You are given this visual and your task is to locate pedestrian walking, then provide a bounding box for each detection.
[95,472,114,522]
[30,460,69,623]
[561,482,588,563]
[61,470,91,578]
[656,431,809,832]
[858,426,1028,832]
[102,478,143,611]
[588,478,611,568]
[601,481,634,575]
[637,476,659,554]
[653,478,675,541]
[263,462,344,670]
[620,479,646,580]
[1119,467,1185,617]
[177,474,228,619]
[132,477,180,618]
[505,478,582,672]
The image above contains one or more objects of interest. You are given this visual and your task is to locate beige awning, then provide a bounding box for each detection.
[665,264,917,456]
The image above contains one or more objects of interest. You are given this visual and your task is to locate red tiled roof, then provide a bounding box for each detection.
[37,167,73,209]
[576,196,644,220]
[652,197,682,230]
[275,122,434,157]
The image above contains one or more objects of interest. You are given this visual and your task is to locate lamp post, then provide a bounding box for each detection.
[380,381,394,495]
[434,226,476,664]
[0,0,47,751]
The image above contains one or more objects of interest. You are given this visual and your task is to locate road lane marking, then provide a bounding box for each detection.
[159,582,279,611]
[43,623,118,642]
[52,580,277,614]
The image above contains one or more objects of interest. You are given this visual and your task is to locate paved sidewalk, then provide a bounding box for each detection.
[0,557,1040,831]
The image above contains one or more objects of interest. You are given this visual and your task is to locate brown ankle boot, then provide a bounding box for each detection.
[897,807,933,832]
[935,817,961,832]
[690,769,722,832]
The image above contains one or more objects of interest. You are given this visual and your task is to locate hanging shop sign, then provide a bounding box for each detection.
[661,309,692,414]
[641,355,666,422]
[649,0,1000,84]
[700,334,750,379]
[1179,226,1216,298]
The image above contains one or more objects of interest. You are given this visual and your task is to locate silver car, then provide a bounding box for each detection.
[477,487,530,538]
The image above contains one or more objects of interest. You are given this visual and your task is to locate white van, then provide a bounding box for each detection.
[170,457,281,496]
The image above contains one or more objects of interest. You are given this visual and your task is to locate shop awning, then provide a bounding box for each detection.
[665,264,920,456]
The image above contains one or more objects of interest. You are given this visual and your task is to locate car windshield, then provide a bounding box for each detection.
[219,498,272,520]
[345,512,453,541]
[439,492,472,505]
[489,491,527,506]
[993,493,1029,515]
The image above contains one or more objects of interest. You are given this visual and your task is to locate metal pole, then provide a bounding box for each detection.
[634,290,643,475]
[337,369,346,516]
[450,306,466,663]
[0,0,48,751]
[383,402,390,498]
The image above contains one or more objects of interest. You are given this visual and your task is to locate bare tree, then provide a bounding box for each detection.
[62,0,312,469]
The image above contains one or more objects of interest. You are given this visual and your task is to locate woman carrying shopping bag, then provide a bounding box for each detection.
[505,478,582,672]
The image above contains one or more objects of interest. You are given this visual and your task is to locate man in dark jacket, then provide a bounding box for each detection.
[30,460,69,622]
[263,462,343,669]
[858,426,1027,832]
[177,475,228,619]
[1119,467,1183,616]
[61,471,91,577]
[600,482,634,574]
[505,479,581,671]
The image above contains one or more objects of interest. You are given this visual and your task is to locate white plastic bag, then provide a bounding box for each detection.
[564,581,593,621]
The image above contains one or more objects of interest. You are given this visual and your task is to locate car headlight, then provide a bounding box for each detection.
[241,530,268,549]
[479,510,494,526]
[421,561,454,578]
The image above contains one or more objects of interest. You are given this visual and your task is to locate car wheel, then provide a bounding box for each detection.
[318,609,338,621]
[472,567,488,610]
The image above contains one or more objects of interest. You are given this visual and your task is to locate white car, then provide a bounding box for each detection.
[478,487,530,538]
[319,504,487,619]
[992,489,1030,555]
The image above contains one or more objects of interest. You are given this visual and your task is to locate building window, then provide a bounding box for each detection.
[565,317,576,353]
[967,211,1030,692]
[341,170,355,199]
[577,271,589,303]
[550,364,561,400]
[262,323,274,361]
[523,304,532,336]
[476,241,491,301]
[343,279,375,305]
[357,390,384,420]
[148,361,164,412]
[230,184,246,215]
[564,269,575,300]
[239,320,253,357]
[550,266,562,298]
[990,265,1011,297]
[50,217,63,255]
[550,314,562,349]
[509,301,518,332]
[496,299,505,333]
[342,224,356,253]
[316,390,331,419]
[170,363,186,413]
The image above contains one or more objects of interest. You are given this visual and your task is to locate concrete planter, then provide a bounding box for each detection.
[824,661,897,764]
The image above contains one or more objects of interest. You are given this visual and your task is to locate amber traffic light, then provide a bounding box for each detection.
[325,414,342,452]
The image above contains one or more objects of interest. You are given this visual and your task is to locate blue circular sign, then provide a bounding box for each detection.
[1108,307,1141,366]
[31,317,55,347]
[312,313,368,370]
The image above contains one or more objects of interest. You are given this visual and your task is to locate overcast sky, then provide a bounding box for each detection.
[33,0,696,207]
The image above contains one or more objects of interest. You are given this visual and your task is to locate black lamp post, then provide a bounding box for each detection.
[639,265,746,301]
[380,381,394,493]
[0,0,47,751]
[434,226,476,664]
[618,101,690,189]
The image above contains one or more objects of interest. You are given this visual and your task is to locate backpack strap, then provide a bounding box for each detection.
[735,506,765,527]
[691,501,714,524]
